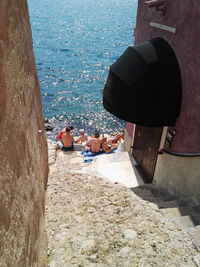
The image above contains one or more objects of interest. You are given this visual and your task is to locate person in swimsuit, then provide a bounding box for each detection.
[107,130,124,144]
[75,129,88,144]
[56,126,74,151]
[61,126,74,151]
[101,137,118,153]
[86,131,102,153]
[57,126,74,141]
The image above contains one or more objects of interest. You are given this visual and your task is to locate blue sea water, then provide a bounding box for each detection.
[28,0,137,138]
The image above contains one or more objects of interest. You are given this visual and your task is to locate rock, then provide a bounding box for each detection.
[188,225,200,251]
[193,254,200,266]
[45,123,55,131]
[81,239,96,254]
[88,253,98,262]
[119,247,132,257]
[46,141,199,267]
[98,240,110,252]
[123,229,137,244]
[49,260,57,267]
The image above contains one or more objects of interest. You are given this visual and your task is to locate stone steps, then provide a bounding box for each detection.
[131,183,200,251]
[171,215,200,233]
[159,206,196,218]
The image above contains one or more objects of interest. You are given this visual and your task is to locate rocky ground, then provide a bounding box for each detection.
[46,141,199,267]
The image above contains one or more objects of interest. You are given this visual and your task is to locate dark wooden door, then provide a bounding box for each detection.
[132,126,163,182]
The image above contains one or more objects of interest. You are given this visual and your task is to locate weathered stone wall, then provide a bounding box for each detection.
[0,0,48,266]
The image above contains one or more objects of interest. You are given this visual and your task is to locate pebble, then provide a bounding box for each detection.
[119,247,132,257]
[123,229,137,243]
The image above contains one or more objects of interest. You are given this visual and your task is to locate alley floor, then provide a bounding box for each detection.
[46,141,199,266]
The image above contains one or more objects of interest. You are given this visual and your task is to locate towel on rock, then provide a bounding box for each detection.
[82,149,116,162]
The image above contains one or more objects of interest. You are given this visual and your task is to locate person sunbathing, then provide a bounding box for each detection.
[58,126,74,141]
[108,130,124,144]
[86,131,102,153]
[75,129,88,144]
[101,137,117,153]
[56,126,74,151]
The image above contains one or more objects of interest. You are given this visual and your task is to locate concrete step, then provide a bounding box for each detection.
[131,187,156,201]
[156,200,179,208]
[159,206,197,219]
[170,214,200,233]
[133,184,177,199]
[188,225,200,251]
[134,184,199,209]
[131,185,179,208]
[131,184,167,200]
[176,197,198,207]
[133,183,200,253]
[193,205,200,213]
[94,152,144,188]
[133,183,200,252]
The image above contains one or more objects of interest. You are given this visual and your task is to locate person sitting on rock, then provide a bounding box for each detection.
[75,129,88,144]
[101,137,118,153]
[86,131,102,153]
[56,126,74,151]
[58,126,74,141]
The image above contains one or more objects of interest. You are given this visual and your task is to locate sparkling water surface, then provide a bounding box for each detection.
[28,0,137,139]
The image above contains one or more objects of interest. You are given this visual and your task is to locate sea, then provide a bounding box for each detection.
[28,0,137,139]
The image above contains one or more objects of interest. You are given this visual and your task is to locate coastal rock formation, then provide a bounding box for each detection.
[46,142,199,266]
[0,1,48,266]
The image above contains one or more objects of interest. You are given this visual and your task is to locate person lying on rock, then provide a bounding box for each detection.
[74,129,88,144]
[107,130,124,144]
[86,131,102,153]
[56,126,74,151]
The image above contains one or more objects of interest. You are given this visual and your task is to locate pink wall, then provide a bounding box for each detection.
[126,122,134,137]
[132,0,200,153]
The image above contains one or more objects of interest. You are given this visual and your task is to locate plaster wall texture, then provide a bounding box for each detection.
[0,0,48,266]
[154,154,200,204]
[134,0,200,201]
[125,122,134,137]
[135,0,200,153]
[124,128,133,153]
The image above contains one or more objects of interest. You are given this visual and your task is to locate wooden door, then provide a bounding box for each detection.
[132,126,163,182]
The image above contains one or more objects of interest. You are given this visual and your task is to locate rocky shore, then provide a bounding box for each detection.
[46,141,199,266]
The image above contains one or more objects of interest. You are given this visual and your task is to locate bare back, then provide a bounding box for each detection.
[62,132,74,147]
[87,137,102,153]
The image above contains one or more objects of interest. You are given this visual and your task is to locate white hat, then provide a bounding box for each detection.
[79,129,85,133]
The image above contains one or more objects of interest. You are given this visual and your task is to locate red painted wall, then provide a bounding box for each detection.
[132,0,200,153]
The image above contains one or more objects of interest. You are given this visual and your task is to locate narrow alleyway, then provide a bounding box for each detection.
[46,141,199,266]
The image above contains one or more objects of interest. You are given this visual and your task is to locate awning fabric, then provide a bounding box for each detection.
[103,37,182,127]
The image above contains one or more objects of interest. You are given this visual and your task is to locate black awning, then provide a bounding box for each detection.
[103,37,182,127]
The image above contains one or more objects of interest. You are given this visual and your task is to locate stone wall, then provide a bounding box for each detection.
[0,0,48,266]
[154,154,200,204]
